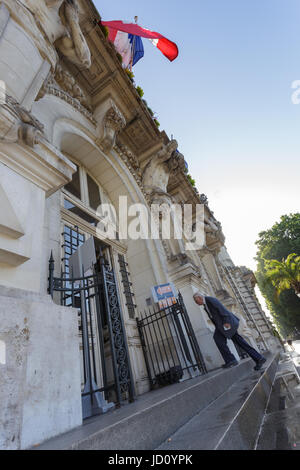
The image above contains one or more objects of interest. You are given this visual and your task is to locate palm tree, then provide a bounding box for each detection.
[264,253,300,300]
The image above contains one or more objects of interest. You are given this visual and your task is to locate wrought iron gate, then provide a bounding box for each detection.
[137,293,207,388]
[48,229,135,419]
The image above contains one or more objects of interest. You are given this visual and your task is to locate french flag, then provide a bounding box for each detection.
[101,20,178,67]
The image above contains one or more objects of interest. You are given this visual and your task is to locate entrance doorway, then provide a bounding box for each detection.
[48,225,135,419]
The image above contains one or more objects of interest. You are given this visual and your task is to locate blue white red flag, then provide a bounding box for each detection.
[101,20,178,67]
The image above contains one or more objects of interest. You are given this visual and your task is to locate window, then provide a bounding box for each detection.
[87,174,101,212]
[62,163,118,236]
[61,225,85,307]
[65,164,81,200]
[64,199,98,226]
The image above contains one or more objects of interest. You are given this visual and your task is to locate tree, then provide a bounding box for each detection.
[255,213,300,337]
[265,253,300,300]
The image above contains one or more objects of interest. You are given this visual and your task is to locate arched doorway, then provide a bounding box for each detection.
[50,132,142,418]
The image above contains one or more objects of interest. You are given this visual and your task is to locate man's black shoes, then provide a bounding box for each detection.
[222,359,238,369]
[254,357,266,371]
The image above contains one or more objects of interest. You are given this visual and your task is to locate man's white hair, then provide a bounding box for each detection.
[193,291,206,299]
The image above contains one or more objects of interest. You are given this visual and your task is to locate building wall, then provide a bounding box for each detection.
[0,0,281,449]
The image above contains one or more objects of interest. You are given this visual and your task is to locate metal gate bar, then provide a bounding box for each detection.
[48,249,135,418]
[99,253,135,404]
[137,293,207,388]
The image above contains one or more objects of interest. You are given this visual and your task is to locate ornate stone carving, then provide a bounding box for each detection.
[0,95,44,146]
[20,0,91,68]
[141,141,187,260]
[100,104,126,152]
[114,143,152,206]
[142,140,186,198]
[117,144,142,178]
[199,193,209,205]
[54,65,90,108]
[38,68,96,123]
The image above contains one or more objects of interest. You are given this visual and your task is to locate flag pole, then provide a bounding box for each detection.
[130,16,138,72]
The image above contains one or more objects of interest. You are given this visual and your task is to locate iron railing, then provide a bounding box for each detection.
[137,293,207,388]
[48,249,135,419]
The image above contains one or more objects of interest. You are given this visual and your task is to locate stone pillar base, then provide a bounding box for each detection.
[0,285,82,450]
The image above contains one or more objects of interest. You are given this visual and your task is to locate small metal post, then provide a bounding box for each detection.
[136,316,155,389]
[48,251,54,298]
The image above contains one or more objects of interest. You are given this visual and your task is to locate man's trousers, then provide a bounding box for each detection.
[213,328,263,364]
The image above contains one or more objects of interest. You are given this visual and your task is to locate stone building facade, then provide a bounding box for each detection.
[0,0,280,449]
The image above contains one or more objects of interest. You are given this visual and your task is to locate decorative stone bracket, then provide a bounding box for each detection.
[0,94,44,147]
[96,102,126,153]
[142,139,185,197]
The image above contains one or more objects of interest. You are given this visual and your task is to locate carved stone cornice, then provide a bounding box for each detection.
[104,103,126,131]
[0,138,76,196]
[168,262,203,289]
[114,143,151,206]
[116,143,142,177]
[0,94,45,146]
[54,64,92,109]
[38,71,96,124]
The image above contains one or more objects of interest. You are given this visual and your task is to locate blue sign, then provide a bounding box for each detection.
[151,283,177,303]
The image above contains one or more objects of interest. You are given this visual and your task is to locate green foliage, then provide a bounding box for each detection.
[125,69,135,82]
[116,52,123,64]
[187,174,196,187]
[153,119,160,128]
[255,213,300,337]
[100,24,109,38]
[264,253,300,300]
[147,107,154,117]
[136,86,144,98]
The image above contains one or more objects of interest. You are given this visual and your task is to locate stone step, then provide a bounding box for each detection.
[33,357,261,450]
[256,406,300,449]
[256,351,300,450]
[156,353,279,450]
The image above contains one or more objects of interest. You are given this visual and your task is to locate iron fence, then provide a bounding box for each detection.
[48,247,135,419]
[137,293,207,388]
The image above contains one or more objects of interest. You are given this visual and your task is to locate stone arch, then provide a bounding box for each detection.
[53,122,169,309]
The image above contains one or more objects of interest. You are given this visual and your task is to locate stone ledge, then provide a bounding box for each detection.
[0,139,76,196]
[0,284,52,303]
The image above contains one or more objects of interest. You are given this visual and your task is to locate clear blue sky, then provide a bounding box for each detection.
[94,1,300,305]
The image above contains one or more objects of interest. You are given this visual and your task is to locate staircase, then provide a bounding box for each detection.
[256,351,300,450]
[33,352,280,451]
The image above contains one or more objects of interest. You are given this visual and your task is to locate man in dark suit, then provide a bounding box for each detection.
[193,292,266,370]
